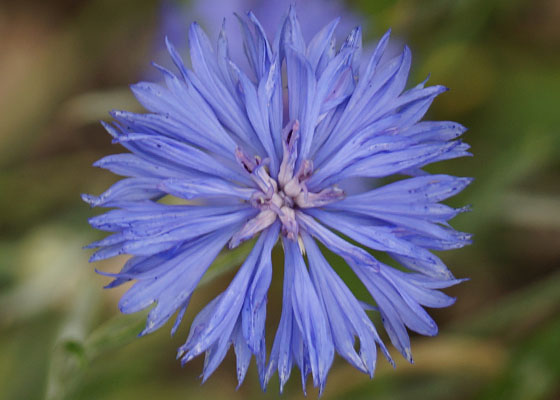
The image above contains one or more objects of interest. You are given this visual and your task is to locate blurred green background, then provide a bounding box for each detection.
[1,0,559,399]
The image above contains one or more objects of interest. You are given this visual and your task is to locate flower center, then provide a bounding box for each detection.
[229,121,345,248]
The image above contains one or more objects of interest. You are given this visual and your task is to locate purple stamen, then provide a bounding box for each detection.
[234,133,344,244]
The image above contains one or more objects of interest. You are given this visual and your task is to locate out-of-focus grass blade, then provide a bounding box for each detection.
[45,283,100,400]
[449,270,560,339]
[0,226,91,326]
[502,191,560,229]
[83,311,148,362]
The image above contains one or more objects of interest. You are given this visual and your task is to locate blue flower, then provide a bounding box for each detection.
[84,7,472,394]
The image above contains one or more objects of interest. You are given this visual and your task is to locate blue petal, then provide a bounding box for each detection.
[318,140,470,186]
[127,78,239,159]
[177,224,279,379]
[88,206,255,260]
[340,25,362,75]
[164,36,189,80]
[265,238,296,392]
[402,120,468,141]
[345,174,473,203]
[350,261,461,361]
[324,175,472,228]
[242,222,277,352]
[304,234,392,377]
[307,209,453,278]
[232,320,252,388]
[306,18,340,74]
[405,231,473,251]
[82,177,163,207]
[296,212,380,272]
[288,238,334,392]
[230,62,279,171]
[359,29,392,92]
[382,267,461,308]
[316,45,411,161]
[113,133,250,184]
[92,153,185,178]
[326,201,465,242]
[236,12,273,80]
[158,178,255,200]
[285,46,317,162]
[188,23,265,156]
[88,203,245,232]
[351,266,412,362]
[119,227,235,334]
[282,5,306,54]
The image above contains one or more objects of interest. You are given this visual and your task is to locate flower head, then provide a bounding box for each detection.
[84,6,472,394]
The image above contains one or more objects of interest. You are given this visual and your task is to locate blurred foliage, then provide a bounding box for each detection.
[0,0,559,399]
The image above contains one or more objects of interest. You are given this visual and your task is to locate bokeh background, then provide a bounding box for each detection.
[1,0,559,399]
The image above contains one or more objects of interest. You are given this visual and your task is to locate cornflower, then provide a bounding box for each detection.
[84,6,472,394]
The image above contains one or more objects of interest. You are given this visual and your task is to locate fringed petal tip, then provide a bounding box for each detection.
[81,193,99,207]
